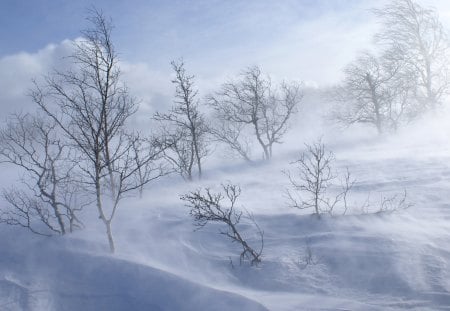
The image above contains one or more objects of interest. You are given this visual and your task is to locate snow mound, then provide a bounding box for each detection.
[0,230,267,311]
[2,135,450,310]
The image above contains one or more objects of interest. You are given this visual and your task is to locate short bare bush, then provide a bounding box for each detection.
[360,190,412,214]
[284,139,354,216]
[181,183,264,266]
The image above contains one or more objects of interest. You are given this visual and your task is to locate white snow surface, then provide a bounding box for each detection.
[2,112,450,310]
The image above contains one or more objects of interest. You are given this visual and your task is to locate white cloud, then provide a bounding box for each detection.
[3,0,450,122]
[120,61,172,113]
[143,0,383,88]
[0,40,74,118]
[0,40,173,125]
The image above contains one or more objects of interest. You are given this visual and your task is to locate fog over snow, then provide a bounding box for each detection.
[1,0,450,310]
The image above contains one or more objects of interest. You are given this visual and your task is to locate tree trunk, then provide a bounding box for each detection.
[194,139,202,179]
[106,220,115,253]
[94,155,115,253]
[366,73,383,135]
[253,120,270,160]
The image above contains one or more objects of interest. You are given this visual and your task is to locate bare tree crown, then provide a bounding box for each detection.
[154,60,209,181]
[374,0,450,110]
[333,52,415,134]
[209,66,302,161]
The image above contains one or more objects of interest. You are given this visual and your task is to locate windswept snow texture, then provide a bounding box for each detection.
[0,230,267,311]
[1,130,450,310]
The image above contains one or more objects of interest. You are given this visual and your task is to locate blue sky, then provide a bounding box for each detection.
[1,1,355,53]
[2,0,450,74]
[1,0,372,68]
[1,0,450,118]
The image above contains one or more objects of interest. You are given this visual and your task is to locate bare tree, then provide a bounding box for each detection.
[31,9,166,252]
[181,183,264,266]
[208,66,302,161]
[154,60,209,181]
[333,52,415,134]
[374,0,450,111]
[0,114,84,236]
[284,139,354,216]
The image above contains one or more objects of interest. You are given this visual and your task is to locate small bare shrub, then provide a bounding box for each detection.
[361,190,412,214]
[181,183,264,266]
[284,139,354,216]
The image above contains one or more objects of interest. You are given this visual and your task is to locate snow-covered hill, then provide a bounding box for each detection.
[1,131,450,310]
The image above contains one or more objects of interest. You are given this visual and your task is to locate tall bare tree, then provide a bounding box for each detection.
[333,52,415,134]
[208,66,302,161]
[0,114,84,235]
[154,60,209,181]
[32,9,165,252]
[374,0,450,111]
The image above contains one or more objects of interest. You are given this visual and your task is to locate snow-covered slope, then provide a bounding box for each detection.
[1,131,450,310]
[0,228,268,311]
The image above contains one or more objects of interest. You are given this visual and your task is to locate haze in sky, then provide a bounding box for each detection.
[1,0,450,116]
[1,0,383,86]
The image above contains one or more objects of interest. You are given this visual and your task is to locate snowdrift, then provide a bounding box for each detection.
[1,133,450,310]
